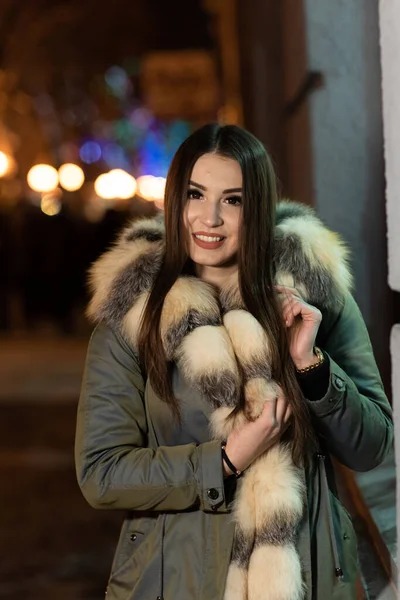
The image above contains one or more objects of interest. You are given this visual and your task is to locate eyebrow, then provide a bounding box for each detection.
[189,180,242,194]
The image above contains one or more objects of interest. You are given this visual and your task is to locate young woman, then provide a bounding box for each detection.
[75,124,393,600]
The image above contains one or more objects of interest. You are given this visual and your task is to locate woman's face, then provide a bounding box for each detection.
[184,153,242,273]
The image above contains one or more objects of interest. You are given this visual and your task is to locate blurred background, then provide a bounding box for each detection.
[0,1,397,598]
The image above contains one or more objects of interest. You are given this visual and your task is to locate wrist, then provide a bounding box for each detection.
[221,441,243,478]
[294,347,325,373]
[222,459,234,478]
[293,353,316,371]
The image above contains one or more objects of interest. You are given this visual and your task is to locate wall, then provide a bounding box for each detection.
[237,0,287,185]
[237,0,393,387]
[303,0,392,387]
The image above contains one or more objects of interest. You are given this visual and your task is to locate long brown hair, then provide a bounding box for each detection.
[138,123,315,465]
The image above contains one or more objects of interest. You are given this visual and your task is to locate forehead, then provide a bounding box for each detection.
[190,153,242,188]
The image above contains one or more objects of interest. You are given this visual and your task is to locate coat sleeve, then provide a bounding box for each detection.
[306,293,393,472]
[74,324,227,513]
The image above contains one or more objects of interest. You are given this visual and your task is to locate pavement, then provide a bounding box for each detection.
[0,336,121,599]
[0,336,88,402]
[0,336,397,599]
[0,401,122,600]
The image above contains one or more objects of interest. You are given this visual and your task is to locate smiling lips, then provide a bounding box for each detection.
[192,232,226,250]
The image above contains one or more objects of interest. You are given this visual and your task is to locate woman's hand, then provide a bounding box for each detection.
[223,388,291,476]
[276,285,322,370]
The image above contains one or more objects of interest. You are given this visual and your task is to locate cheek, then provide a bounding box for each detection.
[183,205,194,235]
[183,207,196,250]
[184,203,195,229]
[229,214,241,243]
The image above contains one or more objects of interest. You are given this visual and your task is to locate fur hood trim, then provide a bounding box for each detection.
[87,200,352,335]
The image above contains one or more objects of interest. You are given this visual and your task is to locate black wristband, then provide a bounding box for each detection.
[221,442,242,478]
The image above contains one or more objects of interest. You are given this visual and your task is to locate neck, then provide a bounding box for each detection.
[194,262,239,291]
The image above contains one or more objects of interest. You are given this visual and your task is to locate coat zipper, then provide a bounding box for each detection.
[156,514,166,600]
[317,453,344,579]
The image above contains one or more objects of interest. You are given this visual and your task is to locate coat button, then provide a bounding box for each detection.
[130,533,137,542]
[334,376,344,389]
[335,567,343,577]
[207,488,219,500]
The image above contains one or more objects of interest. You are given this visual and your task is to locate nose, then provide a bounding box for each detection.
[200,201,223,227]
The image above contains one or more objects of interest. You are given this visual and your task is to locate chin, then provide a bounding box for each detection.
[189,247,237,268]
[190,254,224,268]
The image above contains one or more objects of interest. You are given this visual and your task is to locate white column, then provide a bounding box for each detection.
[380,0,400,293]
[379,0,400,579]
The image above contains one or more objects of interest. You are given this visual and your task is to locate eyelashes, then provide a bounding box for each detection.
[187,189,202,200]
[187,188,242,206]
[225,195,242,206]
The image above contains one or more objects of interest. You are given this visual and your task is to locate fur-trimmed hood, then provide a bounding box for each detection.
[87,200,352,340]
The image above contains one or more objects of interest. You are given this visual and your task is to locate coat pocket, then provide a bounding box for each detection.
[109,515,156,581]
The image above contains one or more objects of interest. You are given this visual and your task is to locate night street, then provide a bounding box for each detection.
[0,2,398,597]
[0,401,121,599]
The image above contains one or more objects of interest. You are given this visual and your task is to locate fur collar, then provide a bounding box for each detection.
[87,200,352,342]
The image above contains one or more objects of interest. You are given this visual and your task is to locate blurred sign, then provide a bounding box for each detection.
[140,50,220,119]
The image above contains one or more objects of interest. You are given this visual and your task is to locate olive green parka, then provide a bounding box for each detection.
[75,202,393,600]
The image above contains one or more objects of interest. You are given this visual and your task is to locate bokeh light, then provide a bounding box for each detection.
[130,108,153,130]
[27,164,59,193]
[168,120,190,143]
[94,173,114,200]
[58,163,85,191]
[109,169,137,199]
[136,175,166,202]
[105,66,132,98]
[0,152,11,177]
[80,141,101,164]
[94,169,136,200]
[41,190,62,216]
[139,131,169,177]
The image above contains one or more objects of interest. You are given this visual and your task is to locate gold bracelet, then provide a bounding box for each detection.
[295,347,325,374]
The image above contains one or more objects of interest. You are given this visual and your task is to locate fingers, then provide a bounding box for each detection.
[277,286,303,327]
[275,388,288,424]
[275,285,303,300]
[260,394,277,425]
[279,290,322,327]
[280,295,302,327]
[276,389,292,431]
[259,387,290,433]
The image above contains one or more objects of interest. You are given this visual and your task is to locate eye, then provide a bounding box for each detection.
[187,189,203,200]
[224,195,242,206]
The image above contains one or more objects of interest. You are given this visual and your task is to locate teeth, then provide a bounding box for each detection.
[194,234,224,242]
